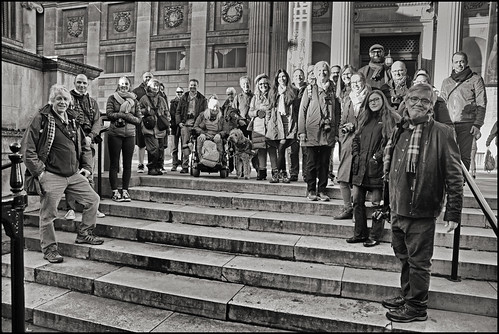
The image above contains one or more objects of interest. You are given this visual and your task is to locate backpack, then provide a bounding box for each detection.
[199,140,220,168]
[484,149,495,172]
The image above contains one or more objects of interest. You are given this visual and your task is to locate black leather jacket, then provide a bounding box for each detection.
[388,119,463,223]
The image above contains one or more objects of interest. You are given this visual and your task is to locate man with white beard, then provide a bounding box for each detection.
[381,61,413,110]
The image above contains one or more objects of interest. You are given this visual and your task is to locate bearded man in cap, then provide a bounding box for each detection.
[359,44,392,89]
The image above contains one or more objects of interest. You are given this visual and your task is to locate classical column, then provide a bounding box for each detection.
[330,2,353,67]
[21,2,43,54]
[247,2,271,83]
[433,2,463,91]
[189,2,208,93]
[270,2,289,77]
[134,2,152,83]
[42,5,57,56]
[286,2,312,76]
[86,2,101,98]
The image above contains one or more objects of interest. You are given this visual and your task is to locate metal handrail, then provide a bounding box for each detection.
[448,161,497,281]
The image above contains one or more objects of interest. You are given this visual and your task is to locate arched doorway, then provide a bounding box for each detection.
[312,41,330,65]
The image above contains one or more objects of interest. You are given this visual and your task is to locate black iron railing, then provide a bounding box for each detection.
[1,142,28,333]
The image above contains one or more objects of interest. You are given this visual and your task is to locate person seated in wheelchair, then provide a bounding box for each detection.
[192,96,227,165]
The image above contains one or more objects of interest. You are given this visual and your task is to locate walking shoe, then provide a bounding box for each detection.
[386,305,427,323]
[171,165,178,172]
[148,169,163,175]
[346,236,368,243]
[112,190,123,202]
[137,163,145,173]
[382,296,405,309]
[269,170,279,183]
[43,250,63,263]
[363,238,380,247]
[307,191,318,201]
[75,232,104,245]
[279,171,290,183]
[64,209,76,220]
[179,168,189,174]
[121,189,131,202]
[317,192,330,201]
[289,175,298,182]
[334,207,353,219]
[96,210,106,218]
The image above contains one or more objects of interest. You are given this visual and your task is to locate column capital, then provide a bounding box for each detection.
[21,2,44,13]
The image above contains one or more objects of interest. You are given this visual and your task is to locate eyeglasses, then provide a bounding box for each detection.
[258,82,269,86]
[176,91,183,94]
[408,96,432,107]
[368,97,381,104]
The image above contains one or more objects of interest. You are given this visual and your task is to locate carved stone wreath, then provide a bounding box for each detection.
[222,2,243,23]
[312,2,329,17]
[165,6,184,28]
[464,2,486,10]
[67,16,84,38]
[113,11,131,32]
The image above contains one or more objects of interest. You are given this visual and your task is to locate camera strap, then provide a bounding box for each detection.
[315,85,329,121]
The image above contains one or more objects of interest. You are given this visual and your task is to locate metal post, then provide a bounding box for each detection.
[1,142,28,332]
[449,223,461,282]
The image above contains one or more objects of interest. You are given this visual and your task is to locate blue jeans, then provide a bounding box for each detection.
[108,135,135,190]
[454,122,474,171]
[391,214,436,312]
[39,171,100,253]
[352,185,383,239]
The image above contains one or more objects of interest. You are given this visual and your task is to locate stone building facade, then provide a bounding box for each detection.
[2,2,497,175]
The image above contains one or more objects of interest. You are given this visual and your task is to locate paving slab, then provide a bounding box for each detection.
[152,312,288,332]
[2,251,48,282]
[222,255,344,296]
[2,279,69,321]
[33,290,172,332]
[2,317,60,332]
[94,266,245,320]
[228,285,391,332]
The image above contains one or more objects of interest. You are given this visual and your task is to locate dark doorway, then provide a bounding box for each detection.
[360,34,420,79]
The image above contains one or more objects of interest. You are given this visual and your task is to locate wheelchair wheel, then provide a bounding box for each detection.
[192,167,200,177]
[220,169,228,178]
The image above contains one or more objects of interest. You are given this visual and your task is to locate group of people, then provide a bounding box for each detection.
[22,42,493,324]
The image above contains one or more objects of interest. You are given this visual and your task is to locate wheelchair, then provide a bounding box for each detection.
[189,130,229,178]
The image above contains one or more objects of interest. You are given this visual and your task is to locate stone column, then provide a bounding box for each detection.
[86,2,101,97]
[286,2,312,76]
[247,2,271,83]
[42,5,57,56]
[189,2,208,93]
[134,2,152,84]
[330,2,353,67]
[270,2,289,77]
[21,2,43,54]
[433,2,463,91]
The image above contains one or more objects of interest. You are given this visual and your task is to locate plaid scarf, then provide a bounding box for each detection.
[383,113,431,178]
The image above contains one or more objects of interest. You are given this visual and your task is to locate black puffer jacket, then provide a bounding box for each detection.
[388,119,463,222]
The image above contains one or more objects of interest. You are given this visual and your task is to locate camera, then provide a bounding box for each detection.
[321,118,332,133]
[187,113,195,120]
[114,118,126,128]
[341,124,354,134]
[372,207,390,223]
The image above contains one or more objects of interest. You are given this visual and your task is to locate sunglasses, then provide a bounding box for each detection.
[176,91,184,94]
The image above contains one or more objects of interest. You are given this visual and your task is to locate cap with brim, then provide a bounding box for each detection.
[369,44,384,52]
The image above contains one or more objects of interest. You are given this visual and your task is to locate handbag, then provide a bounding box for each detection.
[143,115,156,130]
[484,148,495,172]
[157,113,170,132]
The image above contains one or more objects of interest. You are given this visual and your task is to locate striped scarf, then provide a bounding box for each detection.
[383,114,431,178]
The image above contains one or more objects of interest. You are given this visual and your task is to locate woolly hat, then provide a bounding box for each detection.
[369,44,384,52]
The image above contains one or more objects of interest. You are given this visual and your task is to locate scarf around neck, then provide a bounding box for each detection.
[349,87,368,115]
[114,91,136,113]
[368,61,385,80]
[450,67,473,83]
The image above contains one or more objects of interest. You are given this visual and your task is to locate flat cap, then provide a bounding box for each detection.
[369,44,384,52]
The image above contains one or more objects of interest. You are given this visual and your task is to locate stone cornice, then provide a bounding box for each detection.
[355,2,430,9]
[2,44,103,79]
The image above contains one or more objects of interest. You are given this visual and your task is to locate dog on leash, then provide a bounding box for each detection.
[228,128,254,179]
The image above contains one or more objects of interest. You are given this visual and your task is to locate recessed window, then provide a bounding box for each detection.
[1,2,17,40]
[213,45,246,68]
[106,51,132,73]
[156,49,185,71]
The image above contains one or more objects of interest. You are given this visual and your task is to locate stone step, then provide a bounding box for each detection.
[2,258,496,332]
[115,186,493,228]
[5,242,497,318]
[97,173,498,210]
[1,278,282,332]
[22,215,497,282]
[38,200,498,252]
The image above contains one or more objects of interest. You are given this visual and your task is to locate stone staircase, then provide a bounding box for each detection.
[2,172,497,332]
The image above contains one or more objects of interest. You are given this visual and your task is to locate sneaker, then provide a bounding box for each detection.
[280,171,290,184]
[363,238,380,247]
[121,189,131,202]
[148,169,163,175]
[75,232,104,245]
[171,165,178,172]
[334,207,353,219]
[346,236,368,243]
[96,210,106,218]
[112,190,123,202]
[382,296,405,309]
[179,168,189,174]
[289,175,298,182]
[386,305,427,323]
[137,164,145,173]
[317,192,330,201]
[64,209,76,220]
[43,250,63,263]
[307,191,318,201]
[269,170,279,183]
